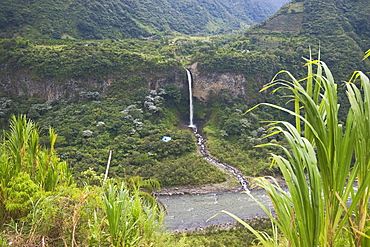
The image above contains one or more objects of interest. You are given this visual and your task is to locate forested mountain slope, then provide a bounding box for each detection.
[229,0,370,80]
[0,0,289,39]
[255,0,369,47]
[0,0,369,187]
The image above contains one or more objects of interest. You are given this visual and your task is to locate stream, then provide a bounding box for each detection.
[185,69,250,192]
[159,69,271,231]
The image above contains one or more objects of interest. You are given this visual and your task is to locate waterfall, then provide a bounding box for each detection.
[186,69,195,128]
[185,69,249,192]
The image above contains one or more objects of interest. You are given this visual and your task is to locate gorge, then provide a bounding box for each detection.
[154,69,267,232]
[186,68,251,193]
[1,0,370,245]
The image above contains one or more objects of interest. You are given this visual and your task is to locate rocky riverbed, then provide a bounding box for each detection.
[156,175,286,196]
[157,182,242,196]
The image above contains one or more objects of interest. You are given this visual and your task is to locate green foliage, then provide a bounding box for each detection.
[201,91,282,177]
[125,176,164,210]
[5,115,73,190]
[0,80,229,189]
[198,50,280,76]
[0,115,181,246]
[102,182,165,247]
[181,217,273,247]
[163,84,182,105]
[234,58,370,246]
[205,135,276,177]
[3,87,227,188]
[0,115,74,225]
[242,0,370,82]
[0,39,183,81]
[0,0,288,39]
[142,154,226,187]
[3,172,40,219]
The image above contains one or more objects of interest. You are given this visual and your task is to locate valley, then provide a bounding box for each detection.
[0,0,370,246]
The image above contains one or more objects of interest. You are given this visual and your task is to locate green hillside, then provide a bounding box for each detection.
[254,0,370,47]
[0,0,288,39]
[197,0,370,81]
[1,0,369,184]
[1,1,370,244]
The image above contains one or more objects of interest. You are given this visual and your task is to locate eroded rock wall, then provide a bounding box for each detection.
[1,63,266,104]
[0,72,112,100]
[0,68,184,101]
[189,62,266,103]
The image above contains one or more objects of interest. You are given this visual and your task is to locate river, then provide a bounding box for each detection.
[159,190,273,231]
[160,69,272,232]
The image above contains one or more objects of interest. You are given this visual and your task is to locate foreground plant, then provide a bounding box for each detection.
[0,115,178,246]
[364,49,370,60]
[217,58,370,246]
[0,115,73,223]
[102,182,166,247]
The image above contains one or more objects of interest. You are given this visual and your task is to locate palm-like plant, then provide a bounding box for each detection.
[345,71,370,247]
[222,58,370,246]
[125,176,164,210]
[102,182,165,247]
[0,115,73,223]
[4,115,73,191]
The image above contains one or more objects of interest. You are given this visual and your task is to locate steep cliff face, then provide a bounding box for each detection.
[0,69,184,101]
[1,63,266,105]
[189,62,266,103]
[0,72,112,100]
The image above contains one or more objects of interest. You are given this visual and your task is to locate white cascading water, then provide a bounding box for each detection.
[186,69,196,128]
[185,68,250,193]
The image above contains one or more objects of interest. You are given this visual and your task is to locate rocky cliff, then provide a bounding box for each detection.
[189,62,267,103]
[0,72,111,100]
[1,63,265,105]
[0,69,184,101]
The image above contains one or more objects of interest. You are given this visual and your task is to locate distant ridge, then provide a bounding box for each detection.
[251,0,370,48]
[0,0,289,40]
[244,0,370,79]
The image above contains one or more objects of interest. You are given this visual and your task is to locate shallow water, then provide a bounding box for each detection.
[159,190,273,231]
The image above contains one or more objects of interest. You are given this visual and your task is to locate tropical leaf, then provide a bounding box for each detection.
[238,57,370,246]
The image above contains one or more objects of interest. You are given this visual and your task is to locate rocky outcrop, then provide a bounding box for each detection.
[0,68,184,101]
[0,72,112,100]
[189,62,265,103]
[147,69,184,92]
[0,63,264,103]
